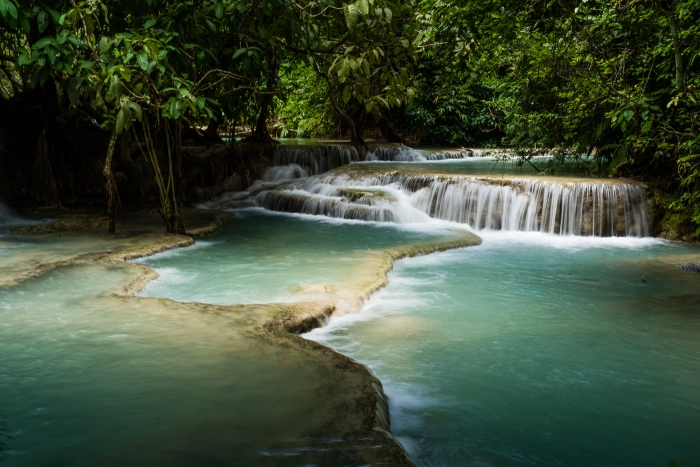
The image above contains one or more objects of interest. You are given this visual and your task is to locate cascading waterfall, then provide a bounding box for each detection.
[209,144,650,237]
[365,146,490,161]
[239,169,650,237]
[410,177,649,237]
[262,164,309,182]
[274,146,361,175]
[272,145,493,177]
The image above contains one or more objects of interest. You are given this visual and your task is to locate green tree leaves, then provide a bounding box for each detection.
[343,4,358,31]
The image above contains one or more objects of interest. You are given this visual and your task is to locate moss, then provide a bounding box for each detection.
[648,188,699,242]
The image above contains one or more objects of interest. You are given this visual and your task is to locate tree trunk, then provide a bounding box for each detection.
[350,111,370,157]
[202,109,224,146]
[247,49,281,143]
[103,128,119,234]
[664,4,685,90]
[137,117,186,235]
[31,126,58,205]
[374,114,406,144]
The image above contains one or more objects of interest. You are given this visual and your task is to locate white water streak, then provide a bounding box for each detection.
[254,172,649,237]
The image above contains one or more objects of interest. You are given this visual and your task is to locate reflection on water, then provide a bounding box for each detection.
[307,233,700,466]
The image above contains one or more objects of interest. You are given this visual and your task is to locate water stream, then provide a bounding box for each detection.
[306,233,700,466]
[2,146,700,466]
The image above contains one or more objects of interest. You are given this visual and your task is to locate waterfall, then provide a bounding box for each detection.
[262,164,309,182]
[0,202,17,227]
[409,177,649,237]
[272,145,492,176]
[365,146,488,161]
[366,146,425,161]
[274,146,361,175]
[246,170,650,237]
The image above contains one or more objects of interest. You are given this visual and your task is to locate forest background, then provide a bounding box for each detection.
[0,0,698,239]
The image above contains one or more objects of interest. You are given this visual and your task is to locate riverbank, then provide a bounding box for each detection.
[1,207,479,465]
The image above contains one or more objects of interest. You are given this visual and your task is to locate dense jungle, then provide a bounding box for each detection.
[0,0,698,239]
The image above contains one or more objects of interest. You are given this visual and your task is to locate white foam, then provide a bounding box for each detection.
[476,230,666,251]
[131,240,220,263]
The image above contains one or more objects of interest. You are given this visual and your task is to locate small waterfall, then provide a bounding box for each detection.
[274,146,360,175]
[263,164,309,182]
[366,146,484,161]
[410,177,649,237]
[0,202,17,227]
[272,145,492,176]
[249,171,650,237]
[366,146,425,161]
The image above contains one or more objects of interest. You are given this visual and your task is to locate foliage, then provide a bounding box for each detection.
[275,62,339,138]
[416,0,700,234]
[1,0,699,234]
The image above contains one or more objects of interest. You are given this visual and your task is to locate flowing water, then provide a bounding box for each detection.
[0,263,397,466]
[137,209,448,305]
[0,202,18,230]
[306,234,700,466]
[0,209,455,466]
[2,145,700,466]
[221,163,649,237]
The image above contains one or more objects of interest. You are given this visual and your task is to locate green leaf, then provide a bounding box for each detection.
[137,53,149,71]
[34,37,57,49]
[37,10,48,32]
[129,101,143,121]
[116,109,125,134]
[205,19,216,33]
[623,110,634,122]
[144,18,157,28]
[233,48,246,59]
[17,53,33,66]
[19,11,30,33]
[46,46,56,64]
[215,0,223,19]
[47,9,61,23]
[342,85,352,103]
[3,0,17,19]
[343,4,358,31]
[384,7,392,22]
[357,0,369,15]
[365,102,373,113]
[338,57,350,82]
[412,33,423,47]
[118,67,132,82]
[67,76,80,103]
[327,55,341,74]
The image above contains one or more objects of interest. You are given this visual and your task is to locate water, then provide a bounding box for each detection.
[306,233,700,466]
[360,156,596,176]
[0,261,418,466]
[137,209,450,305]
[4,145,700,466]
[228,165,649,237]
[1,264,323,465]
[0,202,15,227]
